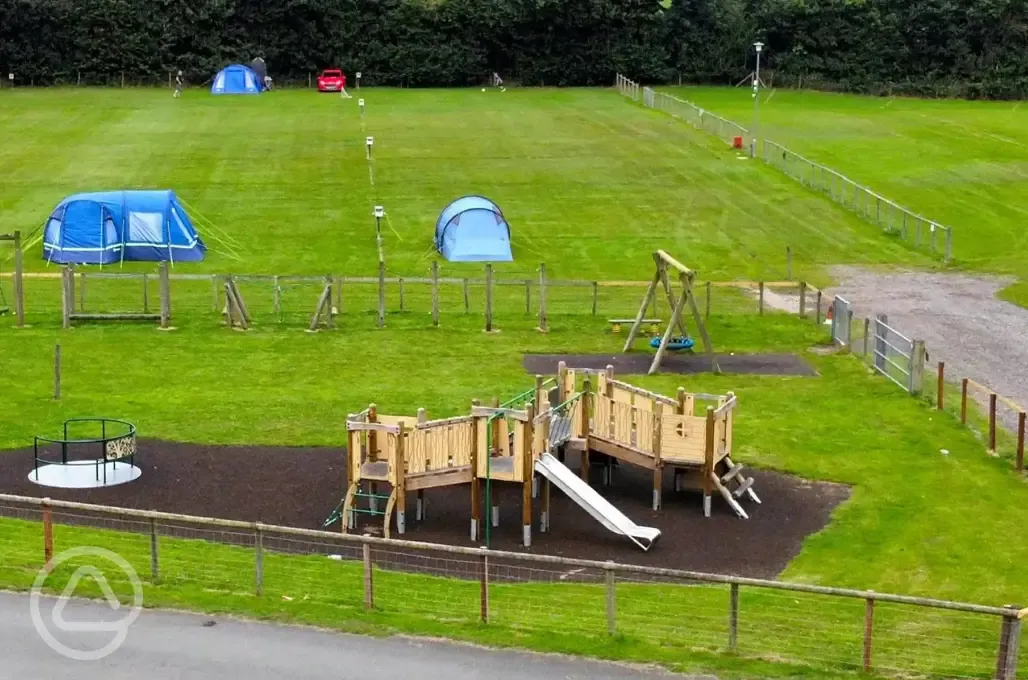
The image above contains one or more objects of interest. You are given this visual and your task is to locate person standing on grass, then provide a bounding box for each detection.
[174,71,183,98]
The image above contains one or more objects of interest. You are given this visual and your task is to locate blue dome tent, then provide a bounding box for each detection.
[435,196,513,262]
[43,190,206,265]
[212,64,261,95]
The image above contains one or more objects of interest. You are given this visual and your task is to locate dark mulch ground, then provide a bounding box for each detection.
[523,353,818,377]
[0,440,848,578]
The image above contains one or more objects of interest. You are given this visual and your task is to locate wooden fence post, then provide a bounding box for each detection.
[42,498,53,566]
[786,246,793,280]
[863,595,875,673]
[53,343,61,400]
[431,261,439,327]
[13,230,24,327]
[815,291,823,325]
[798,281,806,318]
[909,340,926,395]
[1017,412,1025,472]
[937,362,945,410]
[591,281,598,316]
[149,518,160,583]
[537,263,548,332]
[728,582,739,652]
[480,548,489,623]
[961,378,968,424]
[604,562,616,635]
[377,261,386,328]
[463,278,470,314]
[362,542,374,610]
[79,271,86,312]
[485,264,493,332]
[863,317,870,359]
[159,261,170,329]
[61,267,71,329]
[995,606,1022,680]
[705,281,711,319]
[989,393,998,453]
[254,523,264,596]
[758,281,765,315]
[398,278,405,312]
[142,273,149,313]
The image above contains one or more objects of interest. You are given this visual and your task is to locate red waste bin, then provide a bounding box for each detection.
[733,136,744,149]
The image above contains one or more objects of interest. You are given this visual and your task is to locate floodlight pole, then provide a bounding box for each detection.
[751,42,764,158]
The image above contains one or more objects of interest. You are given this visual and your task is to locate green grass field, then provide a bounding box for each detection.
[674,87,1028,299]
[1,87,1026,677]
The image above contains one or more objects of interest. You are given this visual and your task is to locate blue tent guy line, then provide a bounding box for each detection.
[435,195,513,262]
[43,190,206,265]
[212,64,262,95]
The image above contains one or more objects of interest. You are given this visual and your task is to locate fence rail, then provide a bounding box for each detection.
[615,76,953,261]
[0,493,1022,679]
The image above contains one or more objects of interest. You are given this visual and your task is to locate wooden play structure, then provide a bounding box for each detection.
[0,231,25,326]
[61,263,171,329]
[623,250,718,374]
[337,363,760,549]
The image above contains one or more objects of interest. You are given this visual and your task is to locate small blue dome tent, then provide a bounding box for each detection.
[435,196,513,262]
[43,190,206,265]
[212,64,261,95]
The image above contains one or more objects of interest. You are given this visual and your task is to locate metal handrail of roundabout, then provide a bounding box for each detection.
[32,418,138,486]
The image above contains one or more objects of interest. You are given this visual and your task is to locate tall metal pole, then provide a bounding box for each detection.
[751,41,764,158]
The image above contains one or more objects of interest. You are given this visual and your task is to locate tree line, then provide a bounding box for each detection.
[1,0,1025,98]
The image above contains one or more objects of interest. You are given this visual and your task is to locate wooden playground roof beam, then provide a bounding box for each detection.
[655,250,694,278]
[347,422,402,434]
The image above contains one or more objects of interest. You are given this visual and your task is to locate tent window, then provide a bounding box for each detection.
[128,212,164,243]
[104,214,118,246]
[45,218,62,243]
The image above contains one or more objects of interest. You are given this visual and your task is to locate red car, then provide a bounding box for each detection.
[317,69,346,93]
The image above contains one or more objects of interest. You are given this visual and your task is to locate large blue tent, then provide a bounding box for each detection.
[212,64,261,95]
[435,196,513,262]
[43,190,206,265]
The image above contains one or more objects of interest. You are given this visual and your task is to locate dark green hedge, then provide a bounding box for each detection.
[2,0,1025,98]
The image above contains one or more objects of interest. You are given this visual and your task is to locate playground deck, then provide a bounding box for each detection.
[523,353,818,376]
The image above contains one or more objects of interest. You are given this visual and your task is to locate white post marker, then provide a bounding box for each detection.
[373,206,384,237]
[356,72,362,90]
[358,98,365,114]
[366,136,374,159]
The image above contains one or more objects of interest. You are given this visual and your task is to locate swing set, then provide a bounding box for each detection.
[0,231,24,325]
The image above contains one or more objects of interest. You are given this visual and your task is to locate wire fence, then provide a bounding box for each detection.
[3,266,828,332]
[0,494,1022,679]
[615,75,954,262]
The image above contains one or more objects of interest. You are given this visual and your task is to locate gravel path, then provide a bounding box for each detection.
[826,267,1025,426]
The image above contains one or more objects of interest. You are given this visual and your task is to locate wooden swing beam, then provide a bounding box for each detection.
[622,250,719,375]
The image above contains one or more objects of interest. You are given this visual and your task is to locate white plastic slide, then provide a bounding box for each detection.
[534,453,661,551]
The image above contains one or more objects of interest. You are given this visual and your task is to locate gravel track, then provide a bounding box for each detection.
[827,267,1025,427]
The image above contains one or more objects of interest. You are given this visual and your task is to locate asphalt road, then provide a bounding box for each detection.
[0,592,699,679]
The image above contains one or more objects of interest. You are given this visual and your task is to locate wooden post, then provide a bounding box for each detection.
[377,261,386,328]
[728,583,739,652]
[470,400,481,541]
[1018,413,1025,472]
[149,518,160,583]
[798,281,807,318]
[13,231,24,327]
[53,343,61,400]
[604,562,616,635]
[398,278,405,312]
[61,267,71,329]
[910,340,926,395]
[396,423,407,534]
[863,596,875,673]
[142,273,149,313]
[758,281,765,315]
[815,291,823,324]
[537,263,548,332]
[254,524,264,596]
[272,276,281,316]
[786,246,793,280]
[42,499,53,566]
[702,407,715,517]
[705,280,711,319]
[479,549,489,623]
[79,271,86,311]
[463,278,470,314]
[995,606,1022,680]
[863,317,870,358]
[591,281,598,316]
[961,378,968,424]
[580,379,591,482]
[485,264,493,332]
[431,261,439,327]
[521,405,535,547]
[652,402,663,510]
[989,393,998,453]
[524,280,531,315]
[937,362,945,410]
[159,261,170,329]
[362,543,374,610]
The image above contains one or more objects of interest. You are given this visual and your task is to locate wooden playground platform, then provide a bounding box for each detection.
[339,362,761,547]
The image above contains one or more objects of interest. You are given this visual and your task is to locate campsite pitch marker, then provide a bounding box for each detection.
[356,72,361,89]
[366,136,374,159]
[358,98,365,113]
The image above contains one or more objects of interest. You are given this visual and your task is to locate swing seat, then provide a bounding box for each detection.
[650,336,694,351]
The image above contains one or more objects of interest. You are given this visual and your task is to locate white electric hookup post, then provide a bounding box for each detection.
[366,136,374,160]
[356,72,361,89]
[358,98,365,114]
[374,206,384,239]
[751,41,764,158]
